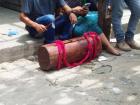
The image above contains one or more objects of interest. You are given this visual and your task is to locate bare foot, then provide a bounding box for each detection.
[107,46,121,56]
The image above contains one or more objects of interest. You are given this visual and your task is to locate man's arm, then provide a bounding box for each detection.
[62,5,88,15]
[20,13,37,28]
[19,13,47,33]
[61,4,88,24]
[62,5,78,24]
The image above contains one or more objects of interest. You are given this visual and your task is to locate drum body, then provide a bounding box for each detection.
[38,33,102,71]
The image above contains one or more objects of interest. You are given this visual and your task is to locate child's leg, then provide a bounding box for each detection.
[25,26,38,38]
[36,14,55,25]
[36,15,55,43]
[100,33,121,56]
[55,15,73,40]
[43,26,55,44]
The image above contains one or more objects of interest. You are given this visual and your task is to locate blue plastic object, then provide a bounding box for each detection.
[73,11,102,36]
[8,29,18,36]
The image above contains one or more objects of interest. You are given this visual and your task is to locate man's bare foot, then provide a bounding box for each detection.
[107,46,121,56]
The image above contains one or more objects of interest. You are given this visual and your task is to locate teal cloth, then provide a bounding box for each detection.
[73,11,103,36]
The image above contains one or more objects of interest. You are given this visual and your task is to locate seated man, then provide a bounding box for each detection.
[20,0,81,44]
[55,4,88,40]
[57,0,120,56]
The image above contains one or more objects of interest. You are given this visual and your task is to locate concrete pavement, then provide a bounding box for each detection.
[0,49,140,105]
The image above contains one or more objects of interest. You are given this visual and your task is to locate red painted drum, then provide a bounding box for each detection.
[38,32,102,71]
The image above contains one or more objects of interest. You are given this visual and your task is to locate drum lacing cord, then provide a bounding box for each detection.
[54,32,101,69]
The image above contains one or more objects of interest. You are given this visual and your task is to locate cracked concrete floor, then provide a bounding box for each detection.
[0,49,140,105]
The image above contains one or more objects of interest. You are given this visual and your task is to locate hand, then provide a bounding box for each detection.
[72,6,83,13]
[34,23,47,33]
[79,9,88,16]
[69,13,77,24]
[72,6,88,15]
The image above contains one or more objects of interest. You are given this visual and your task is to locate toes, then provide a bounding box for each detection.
[112,50,121,56]
[107,48,121,56]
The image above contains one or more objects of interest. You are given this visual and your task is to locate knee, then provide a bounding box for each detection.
[45,14,55,22]
[112,10,123,19]
[36,14,55,24]
[112,10,123,24]
[112,3,123,20]
[58,14,70,22]
[131,7,140,17]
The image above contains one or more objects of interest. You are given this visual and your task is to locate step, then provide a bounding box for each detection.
[0,7,43,63]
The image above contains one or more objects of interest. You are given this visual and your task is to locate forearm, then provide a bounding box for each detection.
[62,5,80,14]
[19,13,37,28]
[62,5,72,14]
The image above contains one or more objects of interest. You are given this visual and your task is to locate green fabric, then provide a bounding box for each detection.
[73,11,103,36]
[82,0,87,4]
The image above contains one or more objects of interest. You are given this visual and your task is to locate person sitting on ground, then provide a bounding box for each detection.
[20,0,81,44]
[56,0,120,56]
